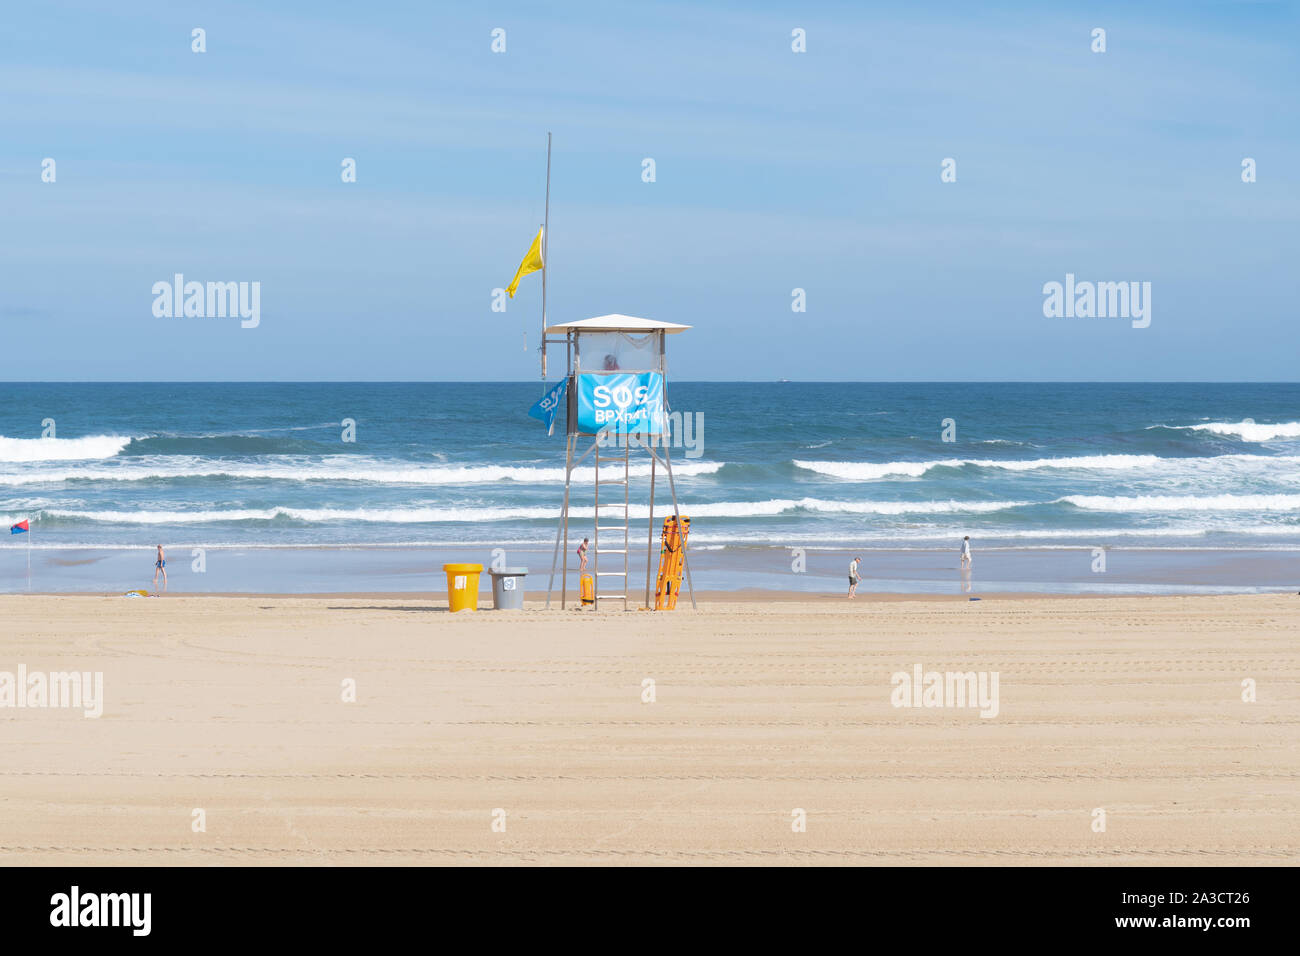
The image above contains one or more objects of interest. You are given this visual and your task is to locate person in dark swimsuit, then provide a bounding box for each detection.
[153,544,167,594]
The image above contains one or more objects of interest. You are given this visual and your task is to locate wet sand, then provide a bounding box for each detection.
[3,544,1296,595]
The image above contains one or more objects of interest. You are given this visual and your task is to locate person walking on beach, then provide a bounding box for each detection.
[153,544,167,594]
[960,535,972,569]
[847,555,862,599]
[577,537,589,572]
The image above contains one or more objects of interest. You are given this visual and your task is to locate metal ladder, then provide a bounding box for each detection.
[592,436,630,610]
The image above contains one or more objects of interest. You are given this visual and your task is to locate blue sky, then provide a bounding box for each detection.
[1,0,1296,380]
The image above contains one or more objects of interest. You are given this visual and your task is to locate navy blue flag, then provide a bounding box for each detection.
[528,378,568,435]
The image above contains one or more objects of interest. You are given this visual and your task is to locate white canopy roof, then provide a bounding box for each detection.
[545,313,691,334]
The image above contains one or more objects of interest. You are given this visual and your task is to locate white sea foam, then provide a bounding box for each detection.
[795,454,1164,479]
[1062,493,1300,512]
[793,453,1300,481]
[0,435,133,463]
[1174,421,1300,441]
[14,487,1300,528]
[8,528,1300,551]
[681,524,1300,544]
[6,451,1292,491]
[0,458,725,486]
[795,459,949,479]
[674,498,1029,517]
[12,497,1032,526]
[12,492,1300,529]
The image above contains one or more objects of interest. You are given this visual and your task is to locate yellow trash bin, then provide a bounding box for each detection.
[443,563,483,612]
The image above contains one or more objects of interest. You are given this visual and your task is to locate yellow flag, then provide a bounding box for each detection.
[506,227,544,298]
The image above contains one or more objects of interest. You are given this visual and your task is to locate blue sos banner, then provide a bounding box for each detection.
[575,372,666,434]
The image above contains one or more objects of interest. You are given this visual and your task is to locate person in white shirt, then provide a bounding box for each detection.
[847,556,862,599]
[960,535,972,569]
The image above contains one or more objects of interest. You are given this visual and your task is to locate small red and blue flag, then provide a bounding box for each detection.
[10,520,29,534]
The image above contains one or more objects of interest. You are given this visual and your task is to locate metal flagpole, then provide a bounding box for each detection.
[548,432,574,609]
[540,131,551,381]
[26,517,31,593]
[560,435,574,609]
[661,443,696,609]
[645,439,655,609]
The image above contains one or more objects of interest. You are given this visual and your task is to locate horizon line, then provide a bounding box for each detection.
[2,380,1299,386]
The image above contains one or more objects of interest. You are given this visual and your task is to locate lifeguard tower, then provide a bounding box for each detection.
[542,314,695,610]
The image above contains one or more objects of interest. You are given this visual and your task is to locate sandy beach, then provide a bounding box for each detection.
[2,592,1296,866]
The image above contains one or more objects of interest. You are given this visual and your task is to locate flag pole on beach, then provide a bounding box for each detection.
[504,134,552,379]
[541,130,551,382]
[10,517,31,591]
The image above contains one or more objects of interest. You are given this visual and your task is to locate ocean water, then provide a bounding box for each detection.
[1,382,1298,593]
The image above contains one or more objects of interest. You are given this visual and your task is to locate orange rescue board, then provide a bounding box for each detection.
[654,516,690,610]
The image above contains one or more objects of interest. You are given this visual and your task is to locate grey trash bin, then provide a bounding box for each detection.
[489,567,528,610]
